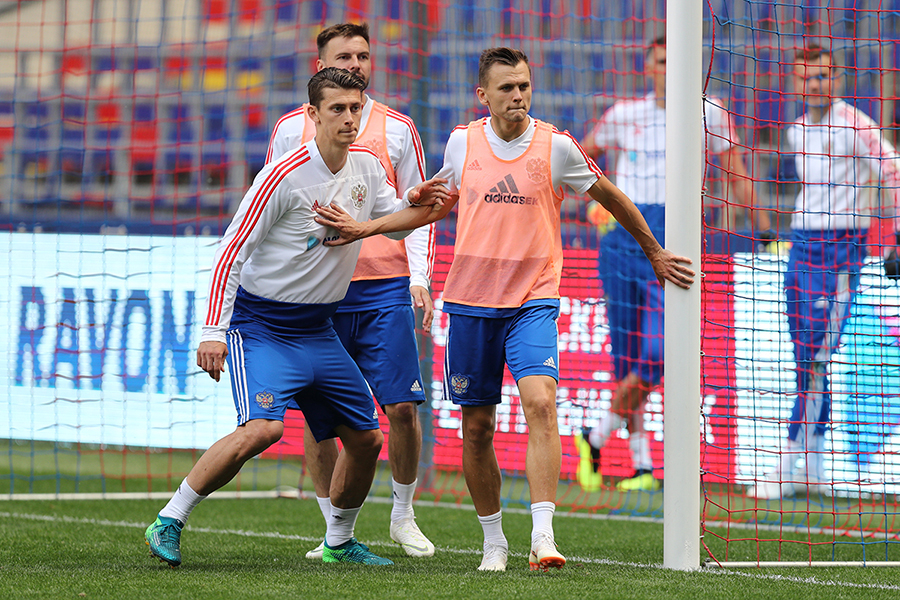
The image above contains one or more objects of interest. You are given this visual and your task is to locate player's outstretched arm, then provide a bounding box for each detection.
[197,341,228,382]
[317,180,456,247]
[407,177,451,207]
[587,176,695,289]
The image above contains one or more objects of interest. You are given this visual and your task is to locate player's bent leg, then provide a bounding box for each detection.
[330,426,383,509]
[303,422,339,497]
[185,419,285,496]
[145,419,283,567]
[320,427,392,565]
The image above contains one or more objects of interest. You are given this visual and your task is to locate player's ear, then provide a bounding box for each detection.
[476,87,489,108]
[307,104,319,124]
[316,59,326,72]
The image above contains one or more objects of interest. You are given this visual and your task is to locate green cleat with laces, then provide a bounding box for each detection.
[145,515,184,567]
[322,538,394,565]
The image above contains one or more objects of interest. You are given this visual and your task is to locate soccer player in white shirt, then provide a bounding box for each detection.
[266,22,436,559]
[143,68,449,567]
[747,44,900,499]
[316,47,695,572]
[577,35,772,493]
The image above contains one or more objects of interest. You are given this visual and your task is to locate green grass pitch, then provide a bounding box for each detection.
[2,496,900,600]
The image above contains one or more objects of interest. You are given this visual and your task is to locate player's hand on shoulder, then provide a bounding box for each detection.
[408,177,450,207]
[197,341,228,382]
[315,203,365,246]
[649,247,695,289]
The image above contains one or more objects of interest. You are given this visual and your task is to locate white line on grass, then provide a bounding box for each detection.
[2,510,898,591]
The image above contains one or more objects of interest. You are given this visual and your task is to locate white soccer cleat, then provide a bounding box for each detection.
[529,533,566,571]
[389,517,435,557]
[477,541,508,572]
[305,540,325,560]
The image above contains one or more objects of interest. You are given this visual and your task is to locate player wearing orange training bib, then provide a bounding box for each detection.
[313,47,695,573]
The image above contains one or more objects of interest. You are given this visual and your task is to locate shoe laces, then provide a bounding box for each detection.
[531,532,556,551]
[156,520,182,547]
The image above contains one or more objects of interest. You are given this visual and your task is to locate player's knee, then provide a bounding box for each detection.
[239,419,284,454]
[346,428,384,456]
[462,413,495,446]
[521,396,556,424]
[384,402,419,430]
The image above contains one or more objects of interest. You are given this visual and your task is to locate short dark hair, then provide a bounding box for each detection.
[478,47,530,87]
[317,23,370,58]
[647,35,666,55]
[795,43,834,65]
[307,67,366,107]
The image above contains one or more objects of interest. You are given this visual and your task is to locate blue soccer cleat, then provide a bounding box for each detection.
[322,537,394,565]
[145,514,185,567]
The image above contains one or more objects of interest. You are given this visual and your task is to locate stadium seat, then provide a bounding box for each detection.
[133,55,159,91]
[201,104,229,189]
[428,55,451,94]
[20,102,51,184]
[164,103,195,188]
[163,54,192,90]
[275,1,296,23]
[60,101,86,185]
[0,100,13,176]
[243,104,269,185]
[273,55,298,92]
[203,55,228,91]
[130,103,158,187]
[235,58,263,94]
[88,101,121,186]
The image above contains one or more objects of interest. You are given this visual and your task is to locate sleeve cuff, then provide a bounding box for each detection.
[409,275,430,290]
[201,327,227,344]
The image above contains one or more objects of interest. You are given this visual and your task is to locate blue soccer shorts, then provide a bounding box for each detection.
[225,323,379,442]
[602,275,665,386]
[333,305,426,407]
[443,304,560,406]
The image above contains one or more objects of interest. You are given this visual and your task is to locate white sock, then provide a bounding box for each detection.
[589,413,624,449]
[630,433,653,472]
[325,504,361,548]
[390,478,417,522]
[477,511,507,549]
[806,434,826,483]
[530,501,555,544]
[316,496,331,525]
[159,479,206,524]
[778,438,803,478]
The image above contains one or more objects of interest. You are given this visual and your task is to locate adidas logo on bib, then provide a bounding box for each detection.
[543,357,557,369]
[410,381,422,392]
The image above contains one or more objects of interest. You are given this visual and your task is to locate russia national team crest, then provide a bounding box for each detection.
[450,374,470,396]
[526,157,548,183]
[350,183,368,209]
[255,391,275,409]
